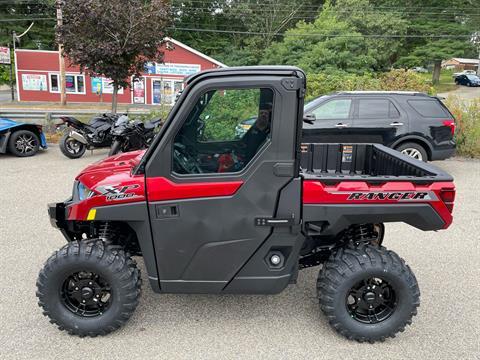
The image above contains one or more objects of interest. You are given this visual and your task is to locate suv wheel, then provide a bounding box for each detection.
[395,142,428,162]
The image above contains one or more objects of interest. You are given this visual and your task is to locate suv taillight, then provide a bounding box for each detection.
[440,188,455,213]
[442,120,455,136]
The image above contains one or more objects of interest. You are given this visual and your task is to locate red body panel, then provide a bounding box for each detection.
[67,151,146,220]
[146,177,243,202]
[65,149,454,230]
[66,150,243,220]
[303,180,455,228]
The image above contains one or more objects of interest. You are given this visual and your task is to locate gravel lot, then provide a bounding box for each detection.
[439,85,480,100]
[0,148,479,360]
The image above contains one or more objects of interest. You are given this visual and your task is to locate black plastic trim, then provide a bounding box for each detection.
[303,203,445,235]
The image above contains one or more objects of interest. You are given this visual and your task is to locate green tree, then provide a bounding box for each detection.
[0,0,55,50]
[58,0,170,112]
[170,0,323,66]
[385,0,478,83]
[262,2,376,73]
[331,0,408,70]
[0,0,56,85]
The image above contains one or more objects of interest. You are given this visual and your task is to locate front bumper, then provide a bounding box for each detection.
[48,200,69,229]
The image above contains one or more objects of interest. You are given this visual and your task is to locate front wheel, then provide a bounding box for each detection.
[36,240,141,337]
[8,130,40,157]
[317,244,420,342]
[108,139,122,156]
[59,133,87,159]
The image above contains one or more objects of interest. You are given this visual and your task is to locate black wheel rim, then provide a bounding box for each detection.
[65,138,84,154]
[15,134,37,154]
[61,271,112,317]
[346,277,397,324]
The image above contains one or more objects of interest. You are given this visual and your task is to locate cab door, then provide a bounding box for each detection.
[144,72,303,293]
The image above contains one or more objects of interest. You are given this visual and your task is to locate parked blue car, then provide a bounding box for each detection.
[0,118,47,157]
[455,74,480,87]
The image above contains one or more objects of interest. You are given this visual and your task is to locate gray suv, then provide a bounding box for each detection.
[303,91,456,161]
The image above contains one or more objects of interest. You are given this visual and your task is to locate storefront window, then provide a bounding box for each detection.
[152,79,183,105]
[64,74,85,94]
[77,76,84,93]
[50,74,59,92]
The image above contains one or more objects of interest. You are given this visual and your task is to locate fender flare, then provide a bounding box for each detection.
[0,131,12,153]
[90,202,162,293]
[390,135,433,158]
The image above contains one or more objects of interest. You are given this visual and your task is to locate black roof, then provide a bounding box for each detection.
[185,66,305,85]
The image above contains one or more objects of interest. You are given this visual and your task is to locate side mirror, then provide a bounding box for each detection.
[303,114,316,124]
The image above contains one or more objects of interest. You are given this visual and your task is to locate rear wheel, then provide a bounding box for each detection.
[36,240,141,337]
[317,244,420,342]
[60,133,86,159]
[395,142,428,162]
[8,130,40,157]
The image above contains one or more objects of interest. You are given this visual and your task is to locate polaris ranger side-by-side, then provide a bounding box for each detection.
[37,67,455,342]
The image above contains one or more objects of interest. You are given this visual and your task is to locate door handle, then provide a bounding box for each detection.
[335,123,348,128]
[390,122,404,126]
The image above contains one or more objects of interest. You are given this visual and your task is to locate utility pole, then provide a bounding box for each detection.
[11,23,34,102]
[477,47,480,76]
[56,0,66,105]
[10,35,15,101]
[473,32,480,76]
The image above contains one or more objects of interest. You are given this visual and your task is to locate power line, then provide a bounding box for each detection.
[172,21,474,35]
[1,0,479,15]
[168,27,475,38]
[173,6,480,16]
[170,0,478,10]
[0,17,55,22]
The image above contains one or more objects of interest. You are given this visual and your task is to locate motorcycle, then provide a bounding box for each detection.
[57,113,120,159]
[108,117,161,156]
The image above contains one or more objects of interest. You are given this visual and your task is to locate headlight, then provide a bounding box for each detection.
[77,181,95,201]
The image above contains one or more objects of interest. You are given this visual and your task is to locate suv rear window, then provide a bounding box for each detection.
[407,99,449,118]
[358,99,400,119]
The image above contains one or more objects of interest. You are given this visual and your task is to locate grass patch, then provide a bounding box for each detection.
[445,96,480,158]
[417,70,458,94]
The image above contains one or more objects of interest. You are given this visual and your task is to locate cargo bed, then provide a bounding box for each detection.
[300,143,453,184]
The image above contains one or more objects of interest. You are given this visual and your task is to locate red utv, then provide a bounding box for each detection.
[37,67,455,342]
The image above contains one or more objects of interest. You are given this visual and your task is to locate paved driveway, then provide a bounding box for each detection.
[439,85,480,100]
[0,148,479,359]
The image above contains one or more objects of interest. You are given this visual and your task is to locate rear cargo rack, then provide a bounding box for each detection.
[300,143,453,183]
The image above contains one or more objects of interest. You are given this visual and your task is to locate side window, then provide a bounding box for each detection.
[407,99,449,118]
[172,88,274,175]
[358,99,399,119]
[311,99,351,120]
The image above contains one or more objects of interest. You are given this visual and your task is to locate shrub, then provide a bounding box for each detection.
[444,96,480,158]
[306,69,433,100]
[306,72,379,100]
[377,69,432,94]
[135,107,170,123]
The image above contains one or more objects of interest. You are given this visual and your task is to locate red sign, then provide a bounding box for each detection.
[0,47,10,64]
[133,77,145,104]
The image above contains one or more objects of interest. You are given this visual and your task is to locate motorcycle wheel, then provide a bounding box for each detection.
[108,140,122,156]
[59,133,87,159]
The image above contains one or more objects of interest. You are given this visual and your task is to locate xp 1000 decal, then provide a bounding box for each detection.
[96,184,141,201]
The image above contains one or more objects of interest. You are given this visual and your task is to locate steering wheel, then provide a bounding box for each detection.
[173,143,203,174]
